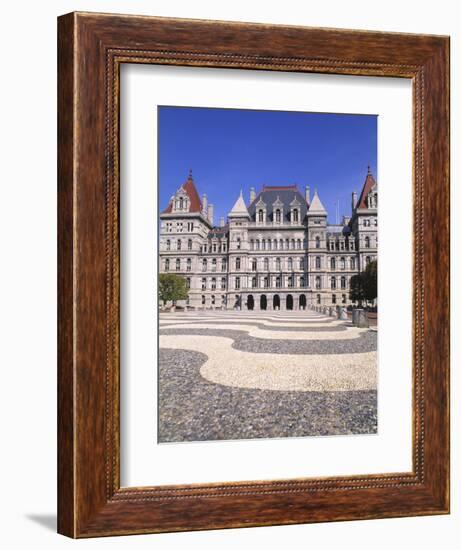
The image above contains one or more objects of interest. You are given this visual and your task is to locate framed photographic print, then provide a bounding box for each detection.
[58,12,450,537]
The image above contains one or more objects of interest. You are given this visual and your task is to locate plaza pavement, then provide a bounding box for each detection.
[158,309,377,442]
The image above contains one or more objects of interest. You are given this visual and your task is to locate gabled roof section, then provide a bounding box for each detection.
[247,185,308,222]
[357,167,377,209]
[162,170,202,214]
[307,189,327,215]
[229,190,250,218]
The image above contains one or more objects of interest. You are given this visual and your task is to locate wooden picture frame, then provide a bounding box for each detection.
[57,12,450,538]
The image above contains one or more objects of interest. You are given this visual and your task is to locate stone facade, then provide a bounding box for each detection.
[159,169,377,310]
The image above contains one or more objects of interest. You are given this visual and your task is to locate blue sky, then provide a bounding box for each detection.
[158,106,377,224]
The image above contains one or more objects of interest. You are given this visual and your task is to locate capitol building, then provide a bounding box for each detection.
[159,169,377,311]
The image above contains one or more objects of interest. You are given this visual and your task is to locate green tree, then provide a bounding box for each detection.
[159,273,188,307]
[363,260,377,303]
[349,273,366,306]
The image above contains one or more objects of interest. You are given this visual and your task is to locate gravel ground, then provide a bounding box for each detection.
[158,348,378,443]
[159,328,377,354]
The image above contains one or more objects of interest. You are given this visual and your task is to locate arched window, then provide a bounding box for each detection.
[166,239,171,251]
[236,237,241,250]
[276,257,281,271]
[211,278,216,290]
[288,258,293,270]
[251,258,257,271]
[299,257,304,270]
[176,258,180,271]
[317,294,321,304]
[264,276,269,288]
[291,239,295,249]
[300,275,305,287]
[252,276,257,288]
[187,239,192,251]
[267,240,272,251]
[256,240,260,251]
[221,277,226,290]
[365,236,370,248]
[350,257,355,270]
[279,239,283,250]
[315,256,321,269]
[315,236,320,249]
[212,258,217,271]
[275,209,281,223]
[202,259,207,272]
[332,294,336,304]
[341,276,346,289]
[186,258,191,271]
[341,257,346,270]
[235,277,241,290]
[331,257,336,270]
[165,259,170,271]
[276,276,281,288]
[177,239,181,251]
[264,258,269,271]
[273,240,278,250]
[201,295,206,305]
[297,239,301,249]
[315,276,321,289]
[250,239,254,251]
[236,257,241,270]
[186,278,191,289]
[262,239,266,250]
[292,209,299,222]
[258,209,264,222]
[221,259,227,272]
[331,276,336,289]
[288,275,294,288]
[179,197,183,209]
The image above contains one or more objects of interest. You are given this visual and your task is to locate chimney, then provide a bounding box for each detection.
[202,193,208,216]
[207,203,214,226]
[305,185,310,204]
[250,187,256,203]
[352,191,357,211]
[219,216,225,227]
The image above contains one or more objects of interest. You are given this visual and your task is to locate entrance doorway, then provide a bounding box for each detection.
[260,295,267,310]
[299,294,306,309]
[247,295,254,310]
[273,294,280,310]
[286,294,294,310]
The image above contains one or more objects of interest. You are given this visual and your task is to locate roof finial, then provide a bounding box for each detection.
[367,165,371,175]
[188,168,193,179]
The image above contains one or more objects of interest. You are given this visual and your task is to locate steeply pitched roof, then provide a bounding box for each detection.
[356,168,377,209]
[162,171,202,214]
[247,185,308,222]
[229,190,250,218]
[307,189,327,215]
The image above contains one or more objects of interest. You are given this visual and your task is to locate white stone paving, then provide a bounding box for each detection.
[159,310,377,392]
[160,335,376,391]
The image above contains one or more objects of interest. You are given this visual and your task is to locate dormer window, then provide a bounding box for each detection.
[258,209,264,222]
[292,209,299,222]
[275,209,281,223]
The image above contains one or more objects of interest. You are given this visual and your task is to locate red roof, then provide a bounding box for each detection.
[162,172,202,213]
[356,169,377,209]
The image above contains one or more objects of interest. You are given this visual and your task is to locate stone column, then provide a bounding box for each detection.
[267,295,273,310]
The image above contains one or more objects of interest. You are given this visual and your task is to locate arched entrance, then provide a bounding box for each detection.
[260,295,267,310]
[247,295,254,310]
[286,294,294,310]
[299,294,306,309]
[273,294,280,310]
